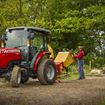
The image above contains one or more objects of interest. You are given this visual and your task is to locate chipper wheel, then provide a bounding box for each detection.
[10,66,21,87]
[37,59,57,85]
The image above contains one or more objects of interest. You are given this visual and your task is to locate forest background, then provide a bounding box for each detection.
[0,0,105,68]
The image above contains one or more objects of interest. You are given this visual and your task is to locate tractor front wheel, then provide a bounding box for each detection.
[37,59,57,85]
[10,66,21,87]
[20,68,29,83]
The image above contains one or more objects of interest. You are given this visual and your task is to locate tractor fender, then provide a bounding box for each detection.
[33,50,50,73]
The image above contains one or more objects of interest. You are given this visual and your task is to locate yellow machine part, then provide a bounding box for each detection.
[48,44,54,58]
[54,52,75,67]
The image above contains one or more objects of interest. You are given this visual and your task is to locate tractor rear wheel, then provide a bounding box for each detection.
[37,59,57,85]
[10,66,21,87]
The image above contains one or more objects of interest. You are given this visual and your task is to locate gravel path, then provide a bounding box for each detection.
[0,77,105,105]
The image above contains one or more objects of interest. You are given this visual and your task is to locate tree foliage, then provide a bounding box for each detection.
[0,0,105,67]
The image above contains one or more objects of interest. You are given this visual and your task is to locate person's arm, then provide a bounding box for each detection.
[74,51,84,59]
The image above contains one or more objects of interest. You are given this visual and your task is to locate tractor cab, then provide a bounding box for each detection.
[0,27,56,87]
[1,27,50,61]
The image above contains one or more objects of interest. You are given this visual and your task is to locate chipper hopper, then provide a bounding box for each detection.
[54,52,75,75]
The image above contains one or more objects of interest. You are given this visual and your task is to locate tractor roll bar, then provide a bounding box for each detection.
[6,27,51,35]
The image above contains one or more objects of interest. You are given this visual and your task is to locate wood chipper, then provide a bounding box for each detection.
[54,52,75,76]
[0,27,57,87]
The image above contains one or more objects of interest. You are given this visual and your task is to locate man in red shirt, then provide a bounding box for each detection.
[73,46,85,80]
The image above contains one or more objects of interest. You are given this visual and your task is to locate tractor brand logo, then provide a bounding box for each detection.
[0,49,20,54]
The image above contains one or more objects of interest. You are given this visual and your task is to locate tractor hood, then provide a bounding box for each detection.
[0,48,21,69]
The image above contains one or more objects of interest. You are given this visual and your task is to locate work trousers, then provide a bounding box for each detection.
[77,59,85,79]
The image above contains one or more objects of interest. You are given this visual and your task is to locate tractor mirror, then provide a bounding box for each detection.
[1,34,8,41]
[28,32,35,40]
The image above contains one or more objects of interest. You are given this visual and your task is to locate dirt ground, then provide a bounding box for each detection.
[0,77,105,105]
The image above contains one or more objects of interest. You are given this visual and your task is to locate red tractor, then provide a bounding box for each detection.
[0,27,57,87]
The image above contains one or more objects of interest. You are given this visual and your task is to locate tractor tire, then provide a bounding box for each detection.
[10,66,21,87]
[20,68,29,83]
[37,59,57,85]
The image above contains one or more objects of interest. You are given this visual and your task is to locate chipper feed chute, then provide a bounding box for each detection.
[54,52,75,75]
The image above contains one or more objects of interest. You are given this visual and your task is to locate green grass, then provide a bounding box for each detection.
[0,78,10,87]
[66,72,78,80]
[99,98,105,105]
[60,64,91,80]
